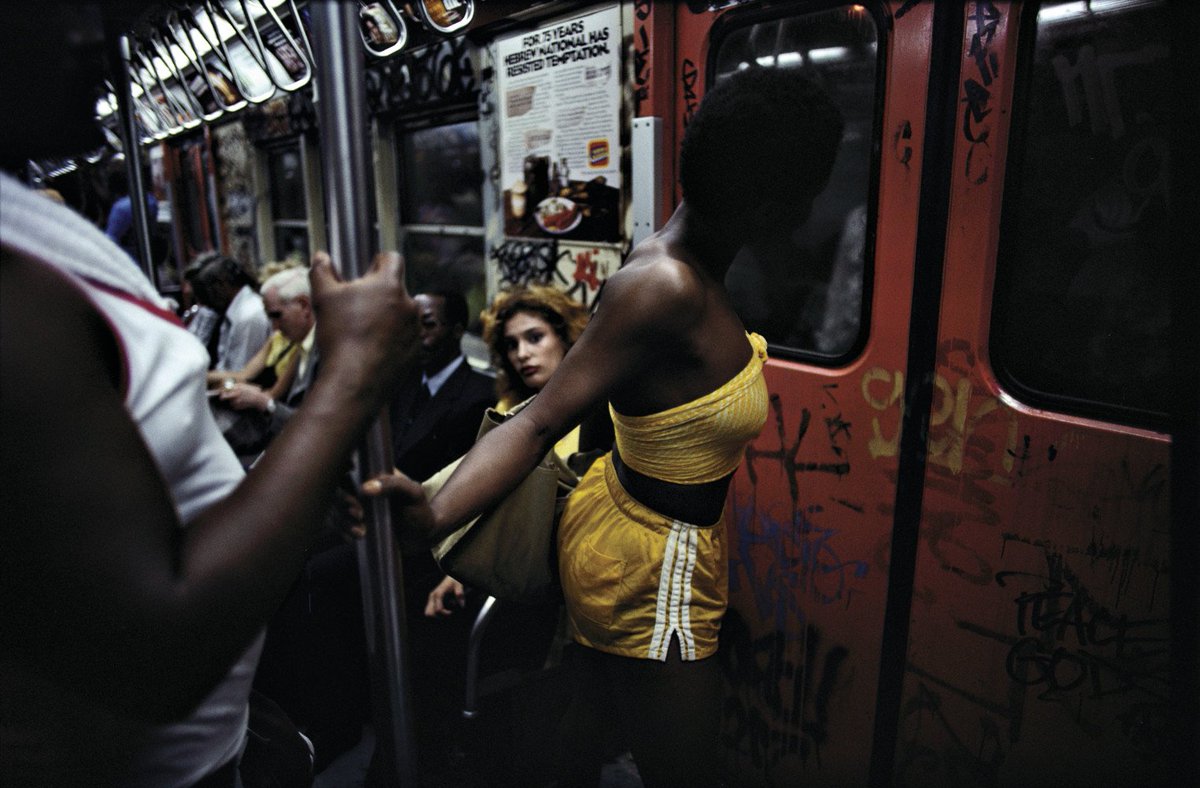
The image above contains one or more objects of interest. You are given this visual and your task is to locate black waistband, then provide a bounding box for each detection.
[610,446,732,527]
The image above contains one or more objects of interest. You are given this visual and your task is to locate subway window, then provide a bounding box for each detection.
[266,141,310,262]
[992,0,1177,425]
[398,119,486,332]
[712,4,880,361]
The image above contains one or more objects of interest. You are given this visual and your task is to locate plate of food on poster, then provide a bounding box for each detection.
[534,196,582,235]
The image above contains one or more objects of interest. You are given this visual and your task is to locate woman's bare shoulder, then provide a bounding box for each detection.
[603,245,706,327]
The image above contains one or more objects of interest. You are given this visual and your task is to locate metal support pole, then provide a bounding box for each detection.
[112,35,157,286]
[309,3,417,784]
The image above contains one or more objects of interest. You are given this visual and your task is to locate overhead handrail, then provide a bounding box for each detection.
[110,77,167,142]
[413,0,475,36]
[120,56,180,141]
[239,0,315,92]
[135,42,211,125]
[131,32,208,125]
[161,11,249,115]
[192,0,277,103]
[196,0,312,97]
[147,32,229,122]
[134,43,205,130]
[359,1,408,58]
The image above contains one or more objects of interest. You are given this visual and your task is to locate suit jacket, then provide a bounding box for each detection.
[390,359,495,483]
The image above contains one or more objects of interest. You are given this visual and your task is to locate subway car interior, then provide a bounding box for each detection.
[1,1,1197,786]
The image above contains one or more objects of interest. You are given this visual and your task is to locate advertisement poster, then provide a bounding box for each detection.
[496,5,621,242]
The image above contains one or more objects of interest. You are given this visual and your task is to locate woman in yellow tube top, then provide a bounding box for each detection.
[367,66,844,787]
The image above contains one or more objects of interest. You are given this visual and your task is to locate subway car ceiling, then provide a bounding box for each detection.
[1,1,563,173]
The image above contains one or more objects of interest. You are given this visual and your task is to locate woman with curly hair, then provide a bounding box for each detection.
[483,284,589,405]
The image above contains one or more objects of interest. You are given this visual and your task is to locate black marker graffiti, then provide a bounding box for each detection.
[961,0,1002,184]
[996,554,1169,709]
[489,239,560,287]
[632,0,652,114]
[893,119,913,168]
[732,388,867,627]
[745,396,851,502]
[720,611,850,776]
[633,25,651,114]
[896,678,1006,786]
[682,58,700,128]
[895,0,922,21]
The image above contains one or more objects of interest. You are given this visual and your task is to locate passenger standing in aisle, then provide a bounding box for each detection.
[366,66,843,788]
[424,284,595,618]
[1,168,418,784]
[104,165,159,267]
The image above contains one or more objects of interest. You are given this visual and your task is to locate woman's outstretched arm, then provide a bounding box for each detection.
[365,253,705,542]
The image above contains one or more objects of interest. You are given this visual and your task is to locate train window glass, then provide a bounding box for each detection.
[273,223,310,262]
[399,121,483,226]
[398,120,486,334]
[267,144,306,221]
[992,0,1177,425]
[712,5,879,361]
[266,141,309,261]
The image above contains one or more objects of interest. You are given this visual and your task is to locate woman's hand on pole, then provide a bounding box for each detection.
[362,469,436,548]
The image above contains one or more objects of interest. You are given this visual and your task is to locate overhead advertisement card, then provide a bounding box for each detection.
[496,5,621,242]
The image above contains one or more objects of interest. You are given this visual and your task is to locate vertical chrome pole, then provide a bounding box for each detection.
[309,3,417,784]
[113,35,157,286]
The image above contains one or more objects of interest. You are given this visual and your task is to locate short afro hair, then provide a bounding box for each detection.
[679,67,844,224]
[425,289,471,331]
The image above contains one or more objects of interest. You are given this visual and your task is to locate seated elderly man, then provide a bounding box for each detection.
[218,266,316,434]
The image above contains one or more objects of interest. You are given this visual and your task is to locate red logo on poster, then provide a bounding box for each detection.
[587,139,609,168]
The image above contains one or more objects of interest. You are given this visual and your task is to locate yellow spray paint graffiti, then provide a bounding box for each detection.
[861,365,1015,476]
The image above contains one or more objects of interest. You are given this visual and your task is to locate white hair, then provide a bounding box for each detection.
[261,267,310,302]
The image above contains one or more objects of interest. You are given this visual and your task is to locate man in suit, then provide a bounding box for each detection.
[390,290,495,778]
[390,290,496,482]
[391,289,494,613]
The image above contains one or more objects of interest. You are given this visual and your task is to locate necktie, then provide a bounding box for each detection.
[407,382,431,424]
[206,316,225,370]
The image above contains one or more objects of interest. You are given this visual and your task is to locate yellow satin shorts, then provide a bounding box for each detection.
[557,454,728,661]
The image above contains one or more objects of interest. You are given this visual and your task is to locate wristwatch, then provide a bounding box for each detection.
[264,398,277,416]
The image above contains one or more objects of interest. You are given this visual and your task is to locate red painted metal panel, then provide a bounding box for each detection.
[897,3,1173,785]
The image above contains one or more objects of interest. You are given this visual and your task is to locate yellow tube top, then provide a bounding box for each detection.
[609,332,769,484]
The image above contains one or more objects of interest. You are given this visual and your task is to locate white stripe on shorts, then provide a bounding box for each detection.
[648,521,699,661]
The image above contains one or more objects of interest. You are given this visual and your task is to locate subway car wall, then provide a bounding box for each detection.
[4,1,1197,786]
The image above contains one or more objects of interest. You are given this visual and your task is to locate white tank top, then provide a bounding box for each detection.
[0,173,263,786]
